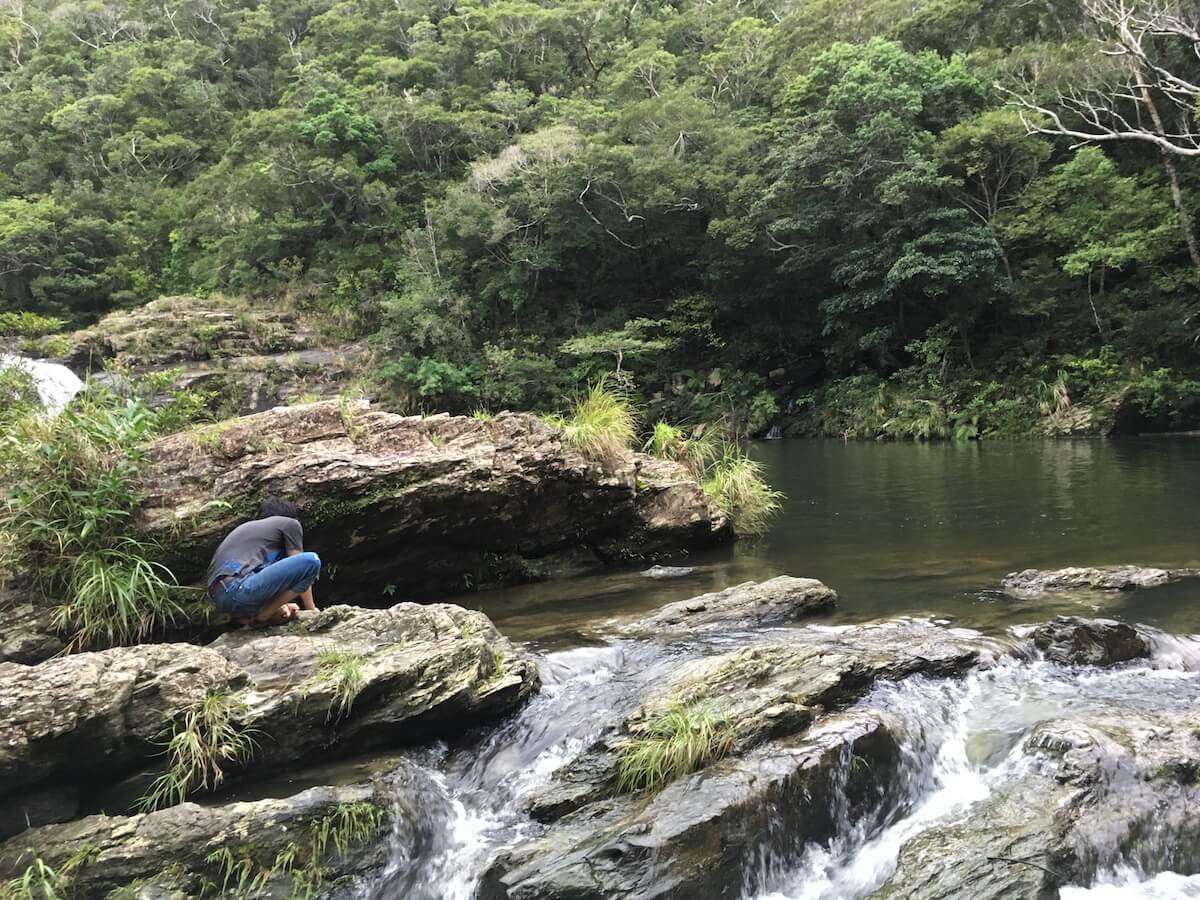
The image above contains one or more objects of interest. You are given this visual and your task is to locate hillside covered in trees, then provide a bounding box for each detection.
[3,0,1200,437]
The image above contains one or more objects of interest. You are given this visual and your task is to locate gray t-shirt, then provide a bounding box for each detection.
[205,516,304,588]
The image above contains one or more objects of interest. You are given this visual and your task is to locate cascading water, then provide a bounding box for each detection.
[368,625,1200,900]
[0,352,82,414]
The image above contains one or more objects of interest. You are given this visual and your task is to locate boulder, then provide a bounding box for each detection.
[136,401,729,597]
[618,576,836,637]
[484,620,1009,898]
[0,596,64,664]
[1002,566,1172,594]
[0,603,536,839]
[1032,616,1150,666]
[481,711,902,900]
[0,774,408,899]
[875,710,1200,897]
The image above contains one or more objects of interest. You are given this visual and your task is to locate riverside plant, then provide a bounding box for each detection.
[316,648,366,721]
[0,388,186,650]
[558,379,638,469]
[615,698,736,794]
[204,801,385,899]
[138,692,258,813]
[2,846,97,900]
[644,419,782,536]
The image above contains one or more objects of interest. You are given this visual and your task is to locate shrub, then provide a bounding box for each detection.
[0,389,185,649]
[0,311,65,338]
[615,698,735,794]
[139,692,257,812]
[560,379,638,468]
[704,443,783,535]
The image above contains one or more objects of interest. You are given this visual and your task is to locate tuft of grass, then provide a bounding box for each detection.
[643,420,721,478]
[138,692,257,812]
[559,379,637,468]
[469,408,494,422]
[703,442,783,536]
[0,389,187,650]
[316,649,365,721]
[3,846,96,900]
[203,801,385,899]
[615,698,736,794]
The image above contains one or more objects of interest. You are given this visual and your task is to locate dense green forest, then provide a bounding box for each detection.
[3,0,1200,437]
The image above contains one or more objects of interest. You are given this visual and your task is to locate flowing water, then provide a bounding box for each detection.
[0,353,83,414]
[366,438,1200,899]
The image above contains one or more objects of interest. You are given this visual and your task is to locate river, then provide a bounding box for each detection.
[370,437,1200,899]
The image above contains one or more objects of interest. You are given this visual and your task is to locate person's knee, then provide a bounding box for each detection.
[298,551,321,580]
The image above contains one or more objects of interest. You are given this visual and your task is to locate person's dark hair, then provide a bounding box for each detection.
[258,496,299,521]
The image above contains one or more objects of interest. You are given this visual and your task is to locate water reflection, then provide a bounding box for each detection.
[465,437,1200,640]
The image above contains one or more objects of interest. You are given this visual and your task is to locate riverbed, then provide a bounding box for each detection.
[376,438,1200,899]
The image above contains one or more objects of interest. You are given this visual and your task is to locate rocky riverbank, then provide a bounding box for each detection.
[5,573,1200,899]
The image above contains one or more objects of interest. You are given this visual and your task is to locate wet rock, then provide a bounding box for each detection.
[0,603,536,838]
[0,774,405,899]
[620,576,836,637]
[1002,565,1172,594]
[640,565,695,578]
[1032,616,1150,666]
[481,711,901,900]
[524,619,1005,823]
[137,401,730,597]
[876,710,1200,898]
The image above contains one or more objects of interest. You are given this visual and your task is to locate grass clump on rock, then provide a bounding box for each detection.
[644,419,782,536]
[138,692,258,812]
[615,697,736,794]
[0,389,186,650]
[560,379,638,468]
[2,846,96,900]
[204,801,385,899]
[316,648,366,721]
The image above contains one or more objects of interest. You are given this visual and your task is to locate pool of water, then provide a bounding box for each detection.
[468,437,1200,642]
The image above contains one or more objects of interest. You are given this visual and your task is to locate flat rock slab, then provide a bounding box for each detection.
[1032,616,1150,666]
[618,576,837,637]
[1002,565,1174,594]
[137,401,729,597]
[0,603,536,839]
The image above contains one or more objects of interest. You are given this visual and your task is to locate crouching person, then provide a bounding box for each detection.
[206,496,321,627]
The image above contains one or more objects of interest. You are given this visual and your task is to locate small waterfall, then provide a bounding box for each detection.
[0,353,82,414]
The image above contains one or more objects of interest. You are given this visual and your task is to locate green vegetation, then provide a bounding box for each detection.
[560,380,638,468]
[703,445,784,536]
[2,847,96,900]
[0,366,39,429]
[615,697,736,794]
[2,0,1200,434]
[203,801,385,899]
[0,389,186,650]
[138,692,257,813]
[315,649,366,721]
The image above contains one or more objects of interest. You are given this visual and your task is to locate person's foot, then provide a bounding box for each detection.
[253,603,302,627]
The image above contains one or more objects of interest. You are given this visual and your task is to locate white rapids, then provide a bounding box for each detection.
[0,353,82,414]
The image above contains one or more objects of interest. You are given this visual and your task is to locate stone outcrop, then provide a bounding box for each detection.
[65,295,368,416]
[137,401,730,598]
[483,619,1010,898]
[0,595,64,664]
[0,602,536,839]
[0,775,405,899]
[1032,615,1150,666]
[617,576,836,638]
[1002,565,1174,594]
[875,710,1200,898]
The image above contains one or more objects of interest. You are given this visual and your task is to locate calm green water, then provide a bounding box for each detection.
[469,437,1200,643]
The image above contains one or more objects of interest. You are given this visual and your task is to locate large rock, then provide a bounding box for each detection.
[1002,565,1173,594]
[618,576,836,638]
[481,711,902,900]
[0,603,536,839]
[875,709,1200,898]
[485,620,1009,898]
[0,773,409,899]
[1032,616,1150,666]
[136,401,730,597]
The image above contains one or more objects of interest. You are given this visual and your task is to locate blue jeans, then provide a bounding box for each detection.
[212,552,321,618]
